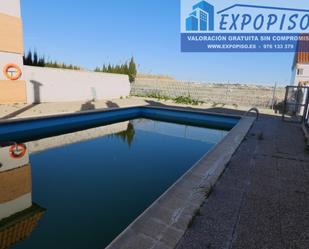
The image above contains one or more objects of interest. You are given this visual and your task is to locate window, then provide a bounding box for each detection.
[200,11,207,21]
[297,68,304,76]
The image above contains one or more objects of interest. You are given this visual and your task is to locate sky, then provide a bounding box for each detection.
[21,0,297,86]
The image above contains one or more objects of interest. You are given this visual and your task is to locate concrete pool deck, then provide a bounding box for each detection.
[0,97,278,120]
[1,98,308,249]
[177,115,309,249]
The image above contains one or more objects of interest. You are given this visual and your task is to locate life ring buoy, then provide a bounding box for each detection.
[3,63,22,80]
[9,144,27,159]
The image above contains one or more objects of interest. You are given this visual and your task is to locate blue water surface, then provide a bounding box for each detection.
[13,119,227,249]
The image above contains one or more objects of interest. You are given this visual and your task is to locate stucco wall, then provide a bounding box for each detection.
[0,12,23,54]
[0,0,26,104]
[24,66,131,103]
[294,63,309,85]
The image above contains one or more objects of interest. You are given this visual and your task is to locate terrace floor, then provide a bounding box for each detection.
[0,97,277,120]
[177,114,309,249]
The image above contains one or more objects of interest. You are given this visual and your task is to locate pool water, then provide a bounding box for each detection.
[13,118,227,249]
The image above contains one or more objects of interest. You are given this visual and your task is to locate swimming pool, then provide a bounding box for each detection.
[0,107,240,249]
[0,107,239,143]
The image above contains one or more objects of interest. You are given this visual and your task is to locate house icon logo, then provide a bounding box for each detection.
[186,0,214,31]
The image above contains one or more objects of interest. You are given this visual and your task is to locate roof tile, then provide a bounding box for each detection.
[296,34,309,63]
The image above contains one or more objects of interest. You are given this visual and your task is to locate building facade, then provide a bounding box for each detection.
[292,55,309,87]
[0,0,27,104]
[291,41,309,127]
[0,0,131,105]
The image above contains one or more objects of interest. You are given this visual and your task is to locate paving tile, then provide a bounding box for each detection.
[279,179,309,199]
[224,160,252,181]
[182,203,203,217]
[302,161,309,177]
[106,228,139,249]
[250,155,278,178]
[216,171,250,191]
[207,182,244,206]
[231,196,283,249]
[152,242,173,249]
[283,240,309,249]
[280,193,309,244]
[172,214,193,232]
[161,183,196,202]
[176,188,243,249]
[132,218,168,241]
[157,195,188,211]
[246,174,281,202]
[123,234,154,249]
[159,227,184,248]
[178,232,232,249]
[277,158,308,183]
[145,205,177,226]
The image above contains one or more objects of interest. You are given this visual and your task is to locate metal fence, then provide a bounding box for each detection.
[305,105,309,127]
[131,79,286,108]
[282,86,309,124]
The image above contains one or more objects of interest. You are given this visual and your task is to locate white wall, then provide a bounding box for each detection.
[294,63,309,85]
[0,0,21,17]
[24,66,131,103]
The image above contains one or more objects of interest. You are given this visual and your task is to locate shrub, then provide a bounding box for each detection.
[174,95,204,105]
[95,57,137,83]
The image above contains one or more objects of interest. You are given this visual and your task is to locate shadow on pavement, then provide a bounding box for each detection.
[1,104,38,119]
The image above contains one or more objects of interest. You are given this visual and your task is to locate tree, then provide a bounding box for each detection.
[38,56,45,67]
[23,50,33,65]
[128,57,137,83]
[107,64,112,72]
[23,49,81,70]
[33,51,38,66]
[94,57,138,82]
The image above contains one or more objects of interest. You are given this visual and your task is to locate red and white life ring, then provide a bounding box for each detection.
[9,144,27,159]
[3,63,22,80]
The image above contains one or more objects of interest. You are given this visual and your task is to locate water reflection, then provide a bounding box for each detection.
[27,121,129,153]
[132,119,227,144]
[112,119,227,147]
[113,122,136,147]
[0,144,45,249]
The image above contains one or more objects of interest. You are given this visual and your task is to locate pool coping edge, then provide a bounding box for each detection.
[0,105,241,124]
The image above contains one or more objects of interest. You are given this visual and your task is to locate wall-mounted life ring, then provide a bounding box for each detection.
[3,63,22,80]
[9,144,27,159]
